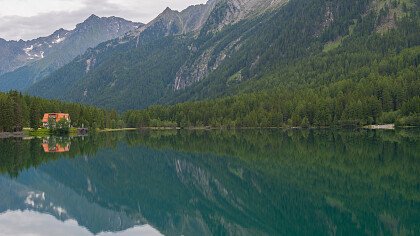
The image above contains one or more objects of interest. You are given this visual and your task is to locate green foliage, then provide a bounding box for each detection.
[123,5,420,128]
[301,117,310,128]
[28,0,375,110]
[378,111,399,124]
[123,60,419,128]
[23,0,420,128]
[0,91,121,132]
[52,118,71,135]
[28,36,191,111]
[396,113,420,126]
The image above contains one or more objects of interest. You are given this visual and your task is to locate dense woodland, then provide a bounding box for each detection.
[0,91,122,132]
[1,0,419,130]
[124,2,420,128]
[135,48,418,128]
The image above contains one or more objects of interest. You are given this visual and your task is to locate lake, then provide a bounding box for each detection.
[0,129,419,235]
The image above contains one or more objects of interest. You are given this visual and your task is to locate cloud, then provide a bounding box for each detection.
[0,210,163,236]
[0,0,84,17]
[0,0,207,40]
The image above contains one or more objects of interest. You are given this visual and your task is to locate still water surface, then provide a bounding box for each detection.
[0,129,419,235]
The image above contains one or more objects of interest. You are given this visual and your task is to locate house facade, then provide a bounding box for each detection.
[42,113,71,128]
[42,142,70,153]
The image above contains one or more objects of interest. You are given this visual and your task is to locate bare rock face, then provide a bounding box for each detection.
[174,37,243,90]
[128,2,218,47]
[126,0,286,48]
[201,0,287,33]
[173,0,288,91]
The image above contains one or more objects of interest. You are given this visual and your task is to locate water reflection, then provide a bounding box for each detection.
[0,129,418,235]
[0,211,162,236]
[42,137,71,153]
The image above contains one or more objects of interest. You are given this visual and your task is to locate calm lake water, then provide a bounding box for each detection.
[0,129,419,235]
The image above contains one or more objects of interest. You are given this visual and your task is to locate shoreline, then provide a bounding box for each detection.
[0,132,27,139]
[98,128,139,132]
[1,124,416,139]
[136,125,402,131]
[363,124,395,130]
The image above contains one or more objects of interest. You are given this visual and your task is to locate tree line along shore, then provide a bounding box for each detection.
[0,89,419,137]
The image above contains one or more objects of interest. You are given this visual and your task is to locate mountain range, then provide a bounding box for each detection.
[24,0,290,108]
[0,0,419,114]
[0,15,141,91]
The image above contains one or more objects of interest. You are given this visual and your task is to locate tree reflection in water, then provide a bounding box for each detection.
[0,129,418,235]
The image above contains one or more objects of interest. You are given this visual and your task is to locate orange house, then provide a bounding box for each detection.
[42,113,71,128]
[42,143,70,153]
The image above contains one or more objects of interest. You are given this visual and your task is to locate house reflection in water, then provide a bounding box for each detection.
[42,138,71,153]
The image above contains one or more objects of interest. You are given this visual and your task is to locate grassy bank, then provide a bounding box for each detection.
[98,128,138,132]
[26,128,78,137]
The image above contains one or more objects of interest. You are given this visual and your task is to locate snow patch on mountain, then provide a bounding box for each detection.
[53,36,66,44]
[23,45,34,56]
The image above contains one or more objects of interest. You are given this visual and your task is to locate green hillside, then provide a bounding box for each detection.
[124,0,420,128]
[27,0,420,127]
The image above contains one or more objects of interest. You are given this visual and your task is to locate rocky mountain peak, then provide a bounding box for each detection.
[76,15,101,29]
[129,0,218,39]
[201,0,288,34]
[53,28,68,34]
[163,7,174,13]
[86,14,100,21]
[0,15,142,90]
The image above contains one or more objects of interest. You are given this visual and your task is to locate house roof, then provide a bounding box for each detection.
[42,143,70,153]
[42,113,70,123]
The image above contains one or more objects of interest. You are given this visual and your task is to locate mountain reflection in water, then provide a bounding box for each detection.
[0,210,161,236]
[0,129,419,235]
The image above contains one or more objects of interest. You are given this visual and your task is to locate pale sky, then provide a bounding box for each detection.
[0,210,163,236]
[0,0,207,40]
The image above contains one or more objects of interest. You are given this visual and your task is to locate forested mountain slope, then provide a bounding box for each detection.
[28,0,419,117]
[123,0,420,127]
[26,0,293,109]
[0,15,141,91]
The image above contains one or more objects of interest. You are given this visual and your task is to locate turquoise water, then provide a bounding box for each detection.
[0,129,419,235]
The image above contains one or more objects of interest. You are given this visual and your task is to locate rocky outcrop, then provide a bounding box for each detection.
[172,0,287,90]
[174,37,242,90]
